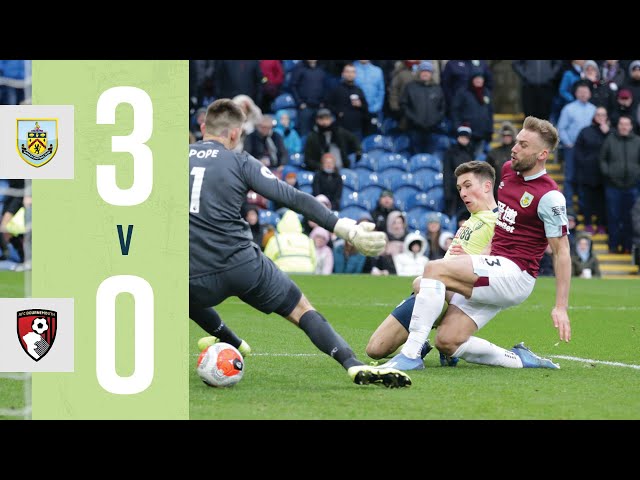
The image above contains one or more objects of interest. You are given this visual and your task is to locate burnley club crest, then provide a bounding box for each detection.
[17,119,58,167]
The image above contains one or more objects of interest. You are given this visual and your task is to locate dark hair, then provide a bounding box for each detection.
[454,160,496,185]
[204,98,246,136]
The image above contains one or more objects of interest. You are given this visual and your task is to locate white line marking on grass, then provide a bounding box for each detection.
[551,355,640,370]
[191,353,323,357]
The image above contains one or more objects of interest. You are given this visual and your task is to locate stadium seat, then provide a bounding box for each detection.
[361,134,394,153]
[475,152,487,162]
[377,153,409,172]
[383,172,419,191]
[299,184,313,195]
[412,169,443,191]
[296,171,315,186]
[339,205,372,221]
[340,190,360,209]
[355,152,378,171]
[423,186,445,212]
[409,153,442,173]
[340,168,359,191]
[428,134,453,154]
[393,135,411,154]
[288,153,305,167]
[357,171,385,189]
[271,93,297,112]
[406,207,432,233]
[259,209,281,227]
[393,185,422,212]
[357,186,384,210]
[378,168,409,190]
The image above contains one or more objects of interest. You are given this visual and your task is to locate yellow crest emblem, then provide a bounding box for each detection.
[17,119,58,167]
[520,191,534,208]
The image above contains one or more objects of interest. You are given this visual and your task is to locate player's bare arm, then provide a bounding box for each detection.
[548,235,571,342]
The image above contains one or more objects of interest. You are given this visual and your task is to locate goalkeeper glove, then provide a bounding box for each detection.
[334,218,387,257]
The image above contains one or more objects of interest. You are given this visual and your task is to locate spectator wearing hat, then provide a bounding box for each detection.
[622,60,640,115]
[312,153,343,211]
[354,60,385,127]
[557,81,597,212]
[599,115,640,254]
[487,121,517,197]
[326,63,371,140]
[443,125,474,218]
[574,106,610,234]
[610,88,637,129]
[450,72,494,157]
[371,190,397,232]
[571,232,601,278]
[303,108,361,171]
[600,60,626,95]
[393,231,429,277]
[400,61,446,154]
[310,226,334,275]
[441,60,493,115]
[583,60,612,110]
[274,110,303,155]
[290,60,327,136]
[512,60,563,120]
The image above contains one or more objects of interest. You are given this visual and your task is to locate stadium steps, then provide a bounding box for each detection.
[492,113,637,279]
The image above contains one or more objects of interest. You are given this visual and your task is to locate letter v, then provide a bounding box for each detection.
[117,225,134,255]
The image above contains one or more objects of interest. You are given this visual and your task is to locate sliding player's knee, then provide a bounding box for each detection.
[435,328,465,356]
[365,335,388,359]
[412,276,421,294]
[423,260,446,281]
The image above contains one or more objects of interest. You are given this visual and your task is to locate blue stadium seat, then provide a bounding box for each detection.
[357,186,384,210]
[393,185,422,212]
[340,168,359,191]
[289,153,305,167]
[475,152,487,162]
[393,135,411,154]
[412,169,443,191]
[339,205,372,221]
[355,152,378,171]
[340,190,360,209]
[271,93,297,112]
[428,134,454,154]
[357,171,385,189]
[378,168,410,190]
[361,134,394,153]
[297,171,315,186]
[406,207,432,234]
[377,153,409,172]
[299,184,313,195]
[259,209,281,227]
[384,172,419,191]
[409,153,442,173]
[423,187,445,212]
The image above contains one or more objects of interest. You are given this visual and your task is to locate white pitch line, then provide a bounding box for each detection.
[551,355,640,370]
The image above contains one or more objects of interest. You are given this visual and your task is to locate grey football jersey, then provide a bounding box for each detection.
[189,140,338,277]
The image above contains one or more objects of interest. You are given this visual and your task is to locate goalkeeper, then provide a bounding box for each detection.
[190,99,411,388]
[366,161,498,368]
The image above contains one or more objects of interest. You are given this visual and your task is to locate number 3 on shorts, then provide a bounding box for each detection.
[483,256,502,267]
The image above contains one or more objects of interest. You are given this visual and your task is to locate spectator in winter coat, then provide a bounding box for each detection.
[400,61,446,154]
[259,60,284,113]
[333,239,366,274]
[450,73,494,157]
[326,63,370,139]
[304,108,360,171]
[231,94,262,152]
[310,226,334,275]
[354,60,385,123]
[443,126,474,219]
[441,60,493,114]
[388,60,418,123]
[290,60,327,136]
[312,153,343,211]
[512,60,563,119]
[371,190,397,232]
[393,231,429,277]
[571,233,601,278]
[244,115,288,169]
[274,110,302,155]
[215,60,263,107]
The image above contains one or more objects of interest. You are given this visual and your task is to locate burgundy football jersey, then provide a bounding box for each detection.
[491,161,568,277]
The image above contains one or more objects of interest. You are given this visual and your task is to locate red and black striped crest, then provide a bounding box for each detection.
[17,309,57,362]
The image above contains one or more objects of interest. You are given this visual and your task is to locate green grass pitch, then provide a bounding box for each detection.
[0,271,26,420]
[189,275,640,420]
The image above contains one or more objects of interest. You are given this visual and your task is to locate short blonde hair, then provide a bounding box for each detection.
[204,98,246,136]
[522,116,559,152]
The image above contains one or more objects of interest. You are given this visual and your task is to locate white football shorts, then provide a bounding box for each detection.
[449,254,536,329]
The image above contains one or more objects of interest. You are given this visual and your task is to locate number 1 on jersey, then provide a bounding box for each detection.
[190,167,205,213]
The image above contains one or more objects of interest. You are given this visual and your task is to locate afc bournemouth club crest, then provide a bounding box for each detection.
[16,119,58,167]
[17,309,57,361]
[520,191,535,208]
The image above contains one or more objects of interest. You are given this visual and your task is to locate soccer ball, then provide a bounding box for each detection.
[196,342,244,388]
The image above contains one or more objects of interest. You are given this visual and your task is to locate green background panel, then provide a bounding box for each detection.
[31,60,188,419]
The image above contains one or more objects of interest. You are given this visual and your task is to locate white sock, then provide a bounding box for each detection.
[452,336,523,368]
[401,279,445,359]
